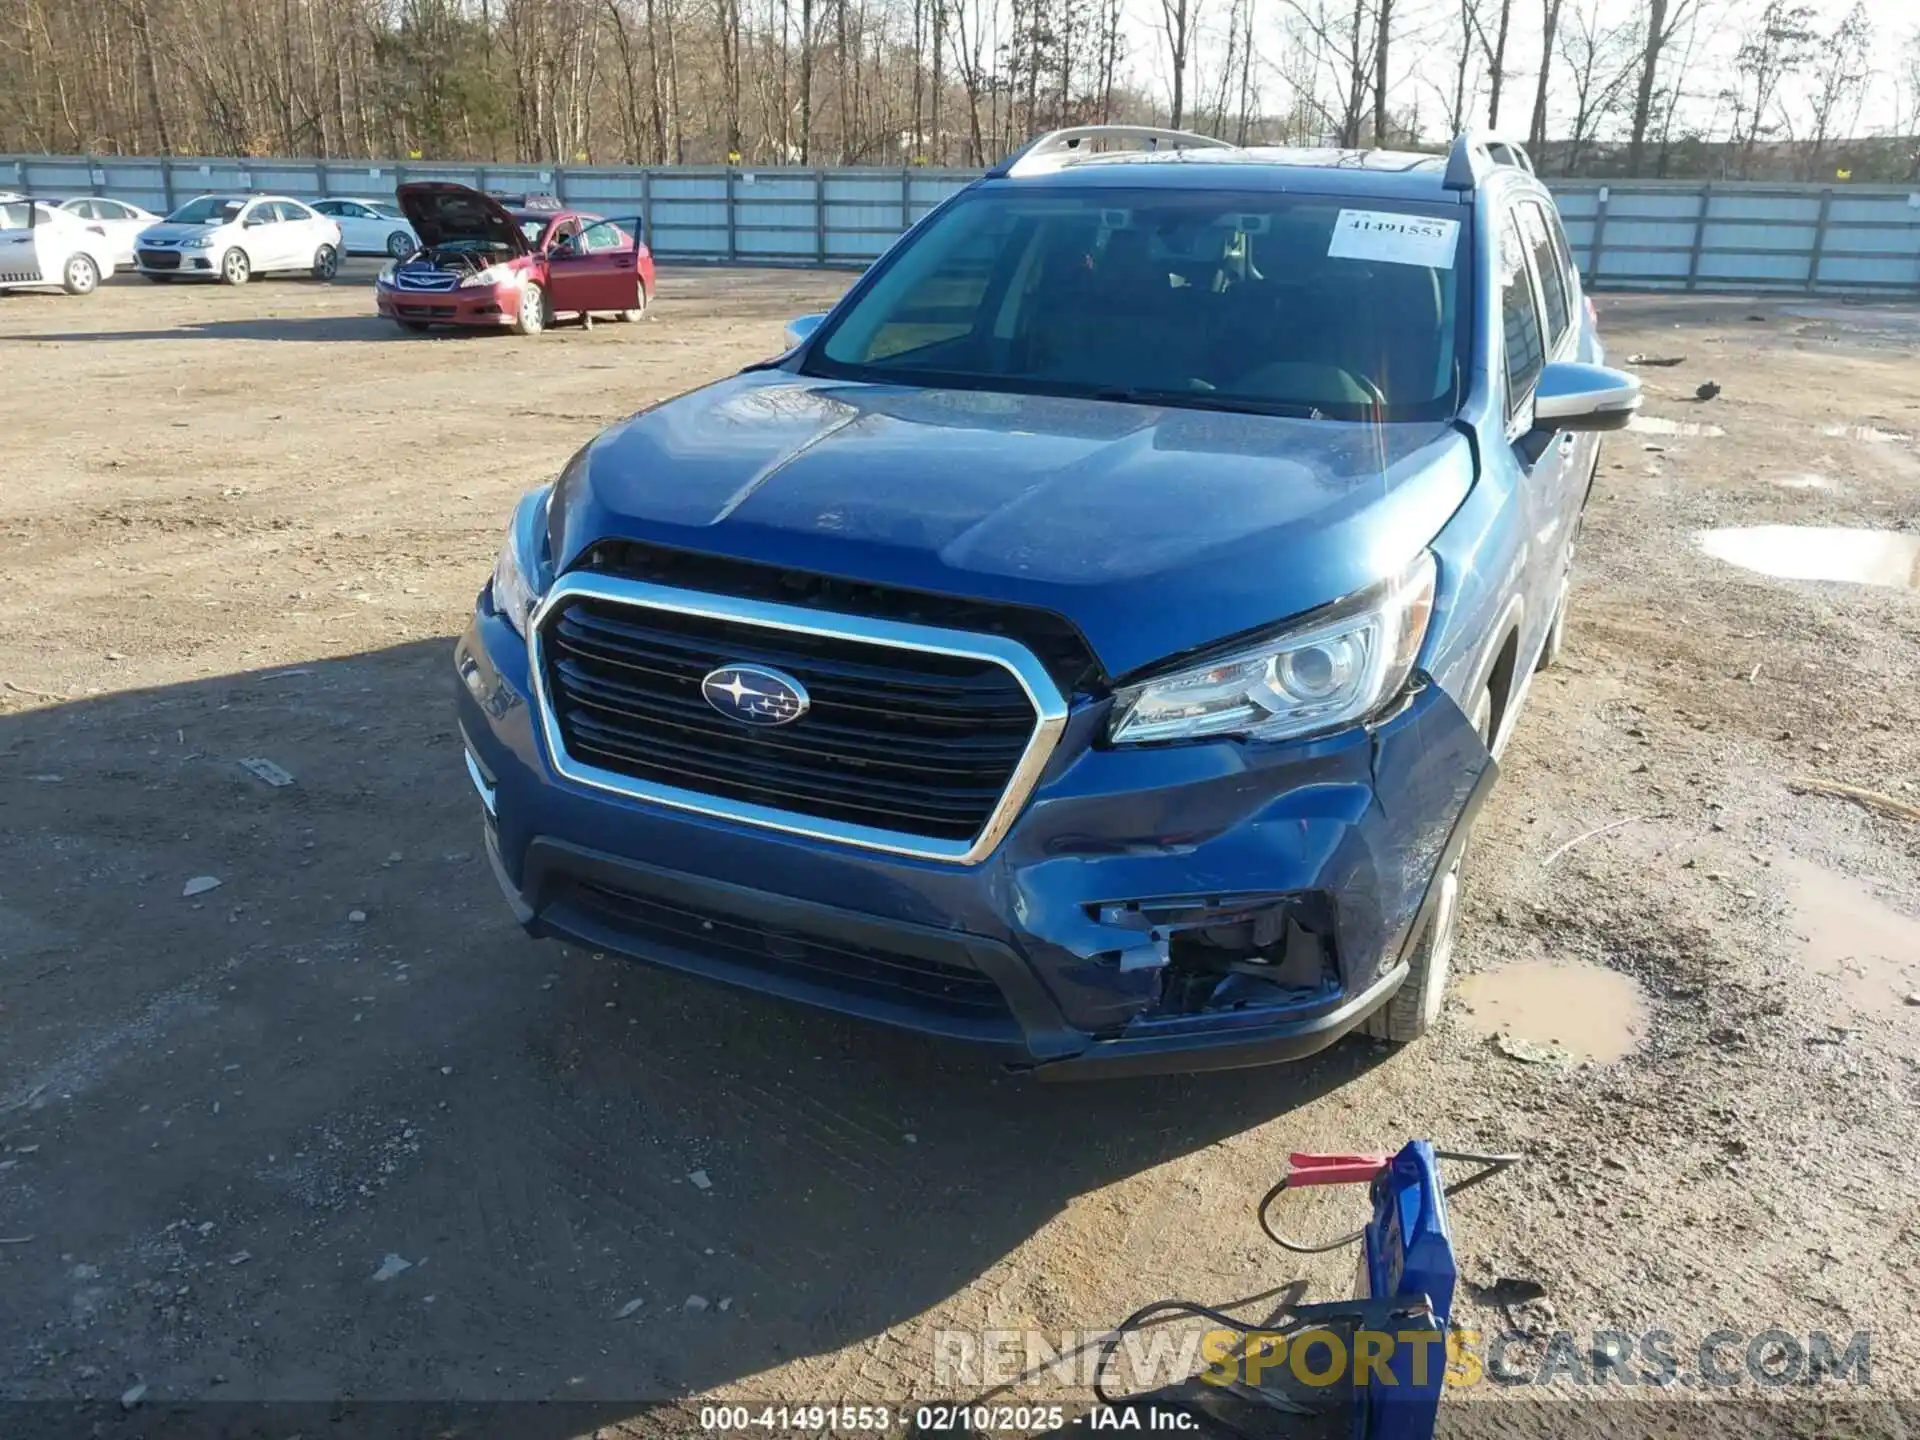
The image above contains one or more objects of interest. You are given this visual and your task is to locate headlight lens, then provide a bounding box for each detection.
[460,264,512,289]
[182,236,213,249]
[377,260,397,285]
[491,486,555,636]
[1108,552,1437,745]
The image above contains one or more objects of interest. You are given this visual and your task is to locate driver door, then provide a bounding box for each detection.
[545,216,643,315]
[240,201,287,267]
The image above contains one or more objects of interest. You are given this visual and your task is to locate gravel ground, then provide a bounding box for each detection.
[1,267,1917,1436]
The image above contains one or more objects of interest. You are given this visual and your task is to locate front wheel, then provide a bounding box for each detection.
[1363,685,1493,1044]
[62,253,100,295]
[512,281,547,336]
[220,247,251,285]
[311,244,339,281]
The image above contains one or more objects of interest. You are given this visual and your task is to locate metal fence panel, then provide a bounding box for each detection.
[6,154,1918,293]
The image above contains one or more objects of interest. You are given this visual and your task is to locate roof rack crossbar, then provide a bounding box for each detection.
[990,125,1236,179]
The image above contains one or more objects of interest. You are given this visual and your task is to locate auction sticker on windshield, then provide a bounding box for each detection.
[1327,209,1460,269]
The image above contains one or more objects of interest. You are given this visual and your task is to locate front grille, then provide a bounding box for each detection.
[138,250,180,270]
[394,267,457,292]
[542,596,1040,844]
[396,303,456,317]
[588,539,1103,696]
[562,877,1012,1021]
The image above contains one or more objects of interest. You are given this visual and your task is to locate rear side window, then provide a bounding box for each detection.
[1498,210,1545,419]
[1519,202,1570,350]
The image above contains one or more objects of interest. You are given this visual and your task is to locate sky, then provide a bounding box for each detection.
[1117,0,1920,142]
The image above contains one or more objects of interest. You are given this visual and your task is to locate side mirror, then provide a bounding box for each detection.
[1532,361,1641,433]
[784,313,827,348]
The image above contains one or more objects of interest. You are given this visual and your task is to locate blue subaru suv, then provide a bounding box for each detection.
[455,129,1640,1077]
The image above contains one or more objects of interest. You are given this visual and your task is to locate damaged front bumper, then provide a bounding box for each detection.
[455,599,1495,1078]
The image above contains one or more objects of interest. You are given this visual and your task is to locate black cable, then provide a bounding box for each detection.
[1255,1148,1523,1254]
[1082,1147,1525,1433]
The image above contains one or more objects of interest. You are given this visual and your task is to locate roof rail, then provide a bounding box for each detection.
[989,125,1236,179]
[1441,132,1535,191]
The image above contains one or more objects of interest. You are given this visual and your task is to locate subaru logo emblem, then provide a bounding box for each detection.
[700,665,810,726]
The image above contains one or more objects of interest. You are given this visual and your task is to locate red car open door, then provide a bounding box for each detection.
[545,216,643,315]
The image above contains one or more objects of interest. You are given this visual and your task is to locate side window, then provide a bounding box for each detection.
[71,200,102,219]
[241,202,271,226]
[313,201,340,217]
[0,201,30,231]
[280,201,314,222]
[1520,202,1571,351]
[97,200,129,220]
[1497,210,1546,421]
[578,219,623,253]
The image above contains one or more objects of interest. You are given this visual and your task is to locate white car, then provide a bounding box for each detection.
[310,198,417,258]
[58,196,161,268]
[134,193,343,284]
[0,198,117,295]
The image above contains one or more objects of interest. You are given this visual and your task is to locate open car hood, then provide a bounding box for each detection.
[395,182,530,255]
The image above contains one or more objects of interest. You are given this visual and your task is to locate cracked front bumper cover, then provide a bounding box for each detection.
[456,596,1495,1076]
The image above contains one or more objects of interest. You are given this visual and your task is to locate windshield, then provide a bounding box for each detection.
[167,196,245,225]
[805,187,1470,421]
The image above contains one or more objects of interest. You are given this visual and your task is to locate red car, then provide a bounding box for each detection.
[377,183,655,336]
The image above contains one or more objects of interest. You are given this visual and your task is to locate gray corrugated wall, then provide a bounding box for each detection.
[8,153,1920,294]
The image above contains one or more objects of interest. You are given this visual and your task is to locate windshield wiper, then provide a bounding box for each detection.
[1085,386,1324,419]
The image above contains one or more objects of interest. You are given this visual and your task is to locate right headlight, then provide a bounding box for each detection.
[490,486,554,637]
[1107,552,1437,746]
[376,260,397,285]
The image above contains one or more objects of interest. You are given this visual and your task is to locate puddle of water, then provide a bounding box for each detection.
[1629,414,1725,438]
[1696,525,1920,592]
[1456,958,1650,1063]
[1820,423,1912,445]
[1778,857,1920,1020]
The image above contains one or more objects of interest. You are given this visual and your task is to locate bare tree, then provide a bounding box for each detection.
[1556,0,1637,172]
[1728,0,1814,176]
[1625,0,1705,173]
[1156,0,1200,128]
[1801,2,1871,179]
[1526,0,1563,148]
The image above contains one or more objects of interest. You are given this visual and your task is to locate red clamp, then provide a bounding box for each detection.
[1286,1151,1391,1187]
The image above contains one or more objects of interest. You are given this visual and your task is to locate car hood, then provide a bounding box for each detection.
[396,182,529,255]
[551,372,1476,679]
[137,221,236,244]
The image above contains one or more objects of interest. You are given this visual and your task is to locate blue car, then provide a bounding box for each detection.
[455,128,1640,1078]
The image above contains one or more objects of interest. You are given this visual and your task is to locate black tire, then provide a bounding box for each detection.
[1363,685,1493,1044]
[220,247,251,285]
[311,244,339,281]
[614,287,648,322]
[512,280,547,336]
[62,253,100,296]
[386,231,414,259]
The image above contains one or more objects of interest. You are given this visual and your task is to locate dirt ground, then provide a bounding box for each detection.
[2,264,1918,1437]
